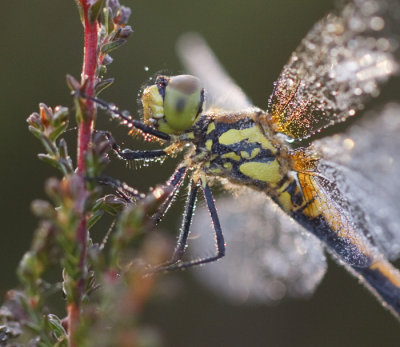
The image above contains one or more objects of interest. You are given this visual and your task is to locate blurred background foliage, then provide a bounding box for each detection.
[1,0,400,346]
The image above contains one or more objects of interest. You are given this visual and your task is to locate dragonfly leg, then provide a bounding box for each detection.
[160,180,199,266]
[97,165,187,223]
[80,93,171,141]
[149,166,187,224]
[149,180,226,273]
[100,130,168,162]
[96,175,144,203]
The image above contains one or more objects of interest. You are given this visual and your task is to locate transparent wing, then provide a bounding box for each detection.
[314,103,400,261]
[176,33,252,111]
[268,0,400,140]
[190,191,327,304]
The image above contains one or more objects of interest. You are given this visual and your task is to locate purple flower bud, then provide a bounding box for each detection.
[26,112,41,128]
[102,54,114,65]
[106,0,120,14]
[116,6,131,25]
[119,25,133,39]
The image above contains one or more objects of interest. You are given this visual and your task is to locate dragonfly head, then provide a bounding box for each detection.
[142,75,204,135]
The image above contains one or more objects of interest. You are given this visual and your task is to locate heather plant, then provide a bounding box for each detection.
[0,1,166,345]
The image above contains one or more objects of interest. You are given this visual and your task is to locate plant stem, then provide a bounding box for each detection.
[77,1,98,174]
[68,1,99,345]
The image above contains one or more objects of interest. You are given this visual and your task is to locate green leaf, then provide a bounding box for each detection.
[38,134,57,155]
[88,0,105,23]
[87,210,104,230]
[74,0,85,23]
[103,6,113,34]
[47,314,67,341]
[100,38,126,54]
[95,78,114,95]
[37,154,61,171]
[49,122,68,142]
[28,125,43,140]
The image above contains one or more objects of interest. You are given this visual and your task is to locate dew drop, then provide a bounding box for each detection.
[343,138,354,150]
[370,16,385,31]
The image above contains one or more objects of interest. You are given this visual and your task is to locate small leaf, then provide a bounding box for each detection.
[88,0,105,23]
[38,133,57,154]
[87,210,104,229]
[66,74,81,94]
[31,200,56,219]
[74,0,85,23]
[58,138,69,159]
[103,6,113,34]
[49,122,69,142]
[37,154,61,171]
[52,106,69,126]
[100,38,126,54]
[95,77,114,95]
[27,125,43,140]
[47,314,67,340]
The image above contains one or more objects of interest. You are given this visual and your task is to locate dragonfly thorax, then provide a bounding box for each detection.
[190,110,294,194]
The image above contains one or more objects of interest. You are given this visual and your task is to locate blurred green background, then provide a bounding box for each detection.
[1,0,400,346]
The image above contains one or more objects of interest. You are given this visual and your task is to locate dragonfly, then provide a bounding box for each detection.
[88,0,400,318]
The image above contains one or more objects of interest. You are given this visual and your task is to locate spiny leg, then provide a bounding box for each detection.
[97,165,187,222]
[151,166,187,225]
[81,93,171,141]
[100,130,168,163]
[171,180,198,263]
[96,175,144,203]
[149,180,226,273]
[149,180,198,271]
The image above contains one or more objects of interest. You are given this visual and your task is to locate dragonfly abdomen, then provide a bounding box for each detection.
[291,172,400,318]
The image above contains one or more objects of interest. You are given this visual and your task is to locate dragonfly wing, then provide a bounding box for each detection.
[268,0,400,140]
[315,103,400,261]
[190,189,327,304]
[176,33,252,111]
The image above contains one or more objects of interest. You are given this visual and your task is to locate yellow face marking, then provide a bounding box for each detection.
[206,122,216,134]
[239,160,281,184]
[151,105,164,116]
[205,139,213,151]
[218,126,276,152]
[223,162,233,170]
[142,85,164,120]
[222,152,241,161]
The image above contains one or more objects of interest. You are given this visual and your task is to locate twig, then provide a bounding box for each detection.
[68,1,99,345]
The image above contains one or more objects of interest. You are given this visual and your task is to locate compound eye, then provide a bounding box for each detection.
[163,75,204,132]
